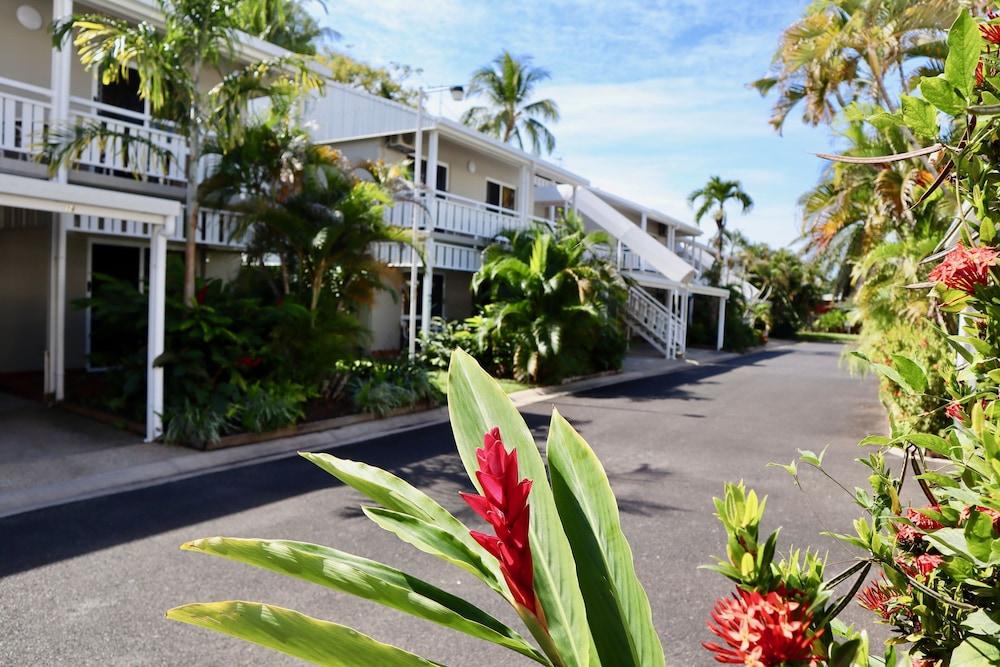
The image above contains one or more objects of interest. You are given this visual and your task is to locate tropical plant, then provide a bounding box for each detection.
[472,213,628,383]
[237,380,308,432]
[321,52,419,105]
[169,350,667,666]
[337,358,441,417]
[47,0,324,305]
[737,242,825,338]
[687,176,754,263]
[813,308,851,333]
[163,400,233,447]
[201,117,412,318]
[417,316,483,370]
[460,51,560,155]
[237,0,338,55]
[752,0,958,133]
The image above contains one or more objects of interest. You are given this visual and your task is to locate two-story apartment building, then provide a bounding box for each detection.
[302,83,729,358]
[0,0,291,440]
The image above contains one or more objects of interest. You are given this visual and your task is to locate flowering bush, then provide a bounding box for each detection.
[167,350,665,666]
[712,9,1000,665]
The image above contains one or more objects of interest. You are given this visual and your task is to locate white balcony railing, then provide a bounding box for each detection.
[0,77,51,161]
[0,77,189,186]
[385,191,533,241]
[70,207,247,248]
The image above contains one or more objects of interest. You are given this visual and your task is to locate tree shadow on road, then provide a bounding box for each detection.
[0,349,786,576]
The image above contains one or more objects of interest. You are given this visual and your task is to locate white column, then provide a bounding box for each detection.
[639,212,648,272]
[679,291,689,357]
[571,186,578,214]
[145,221,169,441]
[426,130,439,194]
[518,164,531,225]
[407,94,425,359]
[46,0,73,399]
[716,296,726,351]
[667,225,676,252]
[420,238,435,337]
[615,240,623,270]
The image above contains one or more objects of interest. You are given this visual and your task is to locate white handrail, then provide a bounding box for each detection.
[0,76,52,100]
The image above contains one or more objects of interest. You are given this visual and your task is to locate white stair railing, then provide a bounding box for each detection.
[625,285,685,359]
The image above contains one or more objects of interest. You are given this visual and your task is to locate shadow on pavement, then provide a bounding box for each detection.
[0,347,787,576]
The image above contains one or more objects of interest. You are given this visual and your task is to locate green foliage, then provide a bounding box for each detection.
[735,241,825,337]
[163,400,232,447]
[417,317,483,371]
[687,176,754,262]
[320,51,419,105]
[460,51,560,155]
[813,308,851,333]
[337,359,441,417]
[171,350,667,666]
[472,213,628,383]
[237,381,307,433]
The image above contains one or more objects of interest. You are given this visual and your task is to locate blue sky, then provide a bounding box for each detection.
[312,0,837,248]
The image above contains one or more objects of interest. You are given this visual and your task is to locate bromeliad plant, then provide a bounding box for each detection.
[166,349,665,666]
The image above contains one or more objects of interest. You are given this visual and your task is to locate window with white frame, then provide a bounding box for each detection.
[486,179,516,213]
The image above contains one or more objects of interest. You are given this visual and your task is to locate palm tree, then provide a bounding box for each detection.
[752,0,957,134]
[472,213,627,382]
[460,51,560,155]
[47,0,324,306]
[687,177,754,264]
[201,117,413,319]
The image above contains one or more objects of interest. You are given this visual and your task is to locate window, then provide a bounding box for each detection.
[486,180,516,213]
[419,160,449,193]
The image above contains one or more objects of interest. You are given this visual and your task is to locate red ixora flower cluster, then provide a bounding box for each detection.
[460,427,537,614]
[234,355,263,369]
[927,243,1000,295]
[704,588,821,666]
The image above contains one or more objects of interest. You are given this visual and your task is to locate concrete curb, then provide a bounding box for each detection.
[0,349,744,519]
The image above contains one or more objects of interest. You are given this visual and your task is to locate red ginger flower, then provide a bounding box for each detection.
[460,427,537,614]
[906,506,944,532]
[703,588,821,666]
[857,576,897,621]
[982,23,1000,45]
[927,243,1000,295]
[946,401,965,421]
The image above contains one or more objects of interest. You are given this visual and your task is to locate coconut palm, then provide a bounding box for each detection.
[46,0,324,306]
[753,0,958,133]
[460,51,560,155]
[472,213,627,382]
[687,177,754,264]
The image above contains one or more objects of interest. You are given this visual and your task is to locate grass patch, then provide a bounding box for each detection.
[429,370,533,396]
[795,331,860,343]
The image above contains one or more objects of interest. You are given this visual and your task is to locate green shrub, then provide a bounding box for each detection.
[237,381,308,433]
[163,400,232,447]
[812,308,850,333]
[417,317,482,371]
[337,358,442,417]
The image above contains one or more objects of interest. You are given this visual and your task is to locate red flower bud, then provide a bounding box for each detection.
[460,427,537,614]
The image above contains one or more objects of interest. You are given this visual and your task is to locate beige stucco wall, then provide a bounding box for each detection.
[334,138,385,166]
[437,137,521,205]
[364,269,404,353]
[203,249,243,282]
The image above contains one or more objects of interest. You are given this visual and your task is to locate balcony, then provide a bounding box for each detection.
[385,191,536,241]
[0,77,188,187]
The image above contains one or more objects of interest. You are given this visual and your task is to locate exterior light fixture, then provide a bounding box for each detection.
[467,159,477,174]
[449,85,465,101]
[16,5,43,30]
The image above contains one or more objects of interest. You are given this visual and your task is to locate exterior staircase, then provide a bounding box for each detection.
[625,285,685,359]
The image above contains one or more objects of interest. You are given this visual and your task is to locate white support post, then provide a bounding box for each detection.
[615,240,623,270]
[667,224,676,252]
[426,130,439,194]
[518,164,531,225]
[639,212,648,271]
[46,0,73,400]
[146,222,169,441]
[679,291,689,357]
[421,239,435,337]
[716,296,726,351]
[571,186,578,214]
[407,91,425,359]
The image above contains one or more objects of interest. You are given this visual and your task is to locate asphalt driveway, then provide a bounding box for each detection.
[0,341,887,665]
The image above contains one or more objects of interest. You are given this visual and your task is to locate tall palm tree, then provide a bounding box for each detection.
[47,0,324,305]
[752,0,958,134]
[687,177,754,263]
[460,51,560,155]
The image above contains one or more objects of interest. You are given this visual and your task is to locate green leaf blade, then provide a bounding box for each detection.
[945,9,985,97]
[181,537,548,664]
[166,601,442,666]
[901,95,940,141]
[447,349,594,667]
[547,409,666,667]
